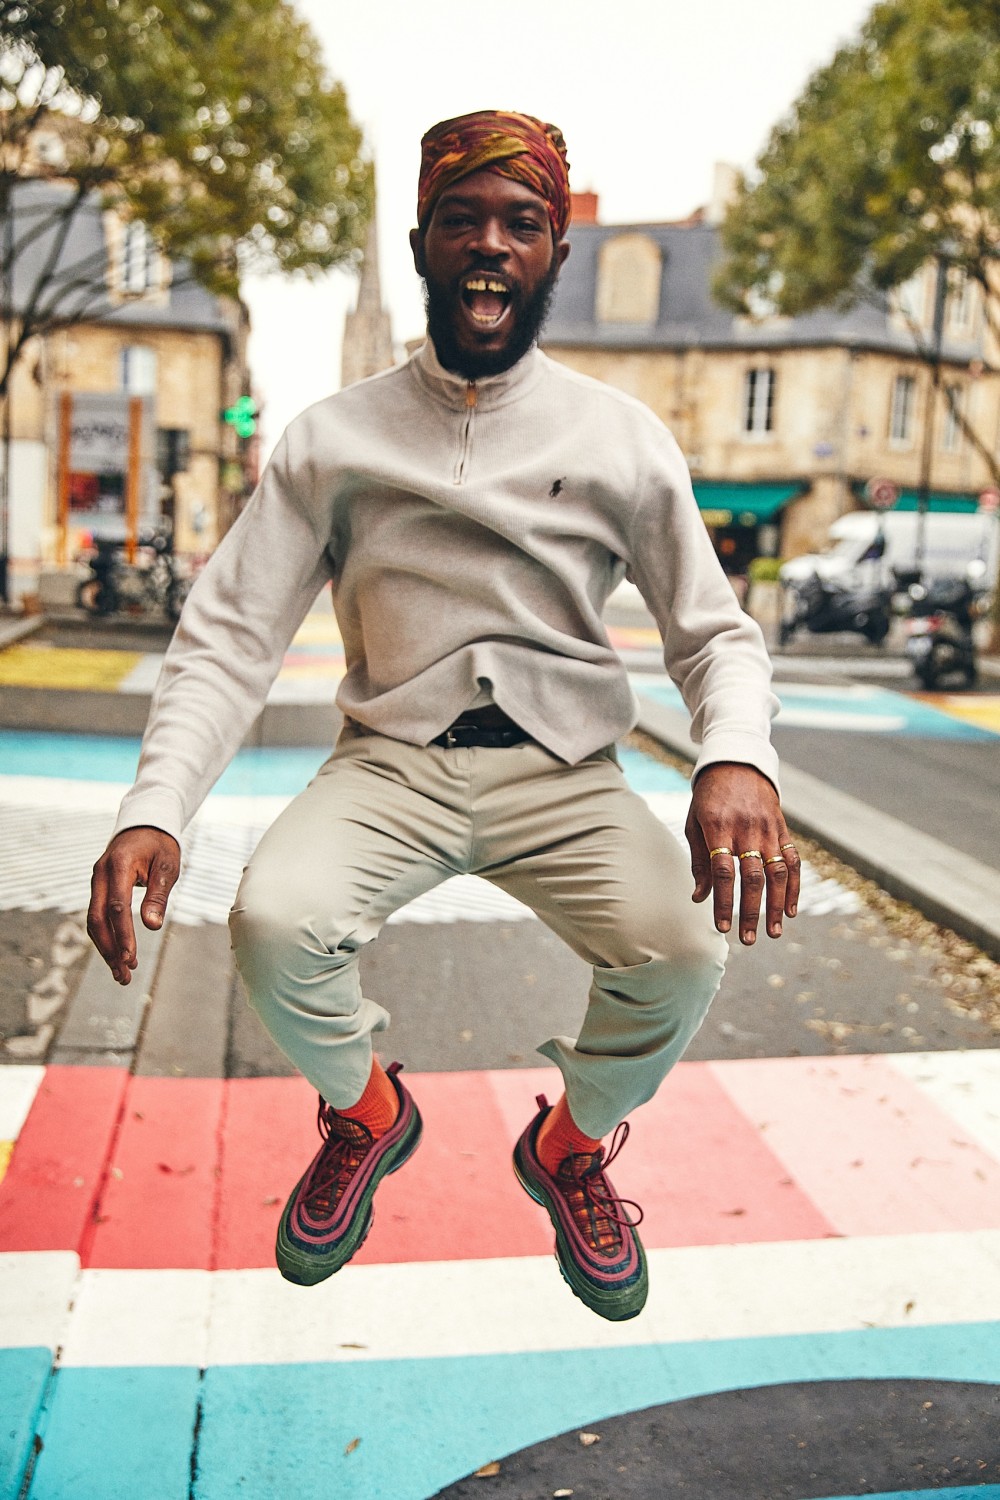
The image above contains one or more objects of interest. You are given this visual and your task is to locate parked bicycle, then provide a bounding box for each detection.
[75,524,201,621]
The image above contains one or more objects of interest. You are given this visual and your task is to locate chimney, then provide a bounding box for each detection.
[707,163,739,226]
[570,191,599,226]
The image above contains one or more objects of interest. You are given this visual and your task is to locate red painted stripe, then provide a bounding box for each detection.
[712,1054,1000,1237]
[84,1076,225,1269]
[214,1077,317,1271]
[0,1065,126,1254]
[487,1064,835,1248]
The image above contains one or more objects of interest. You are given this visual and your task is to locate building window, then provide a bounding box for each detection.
[894,269,927,327]
[946,269,974,336]
[595,233,662,325]
[889,374,916,445]
[743,368,775,434]
[120,344,158,396]
[123,220,154,295]
[941,384,963,452]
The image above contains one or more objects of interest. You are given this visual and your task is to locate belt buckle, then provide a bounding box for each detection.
[445,728,458,748]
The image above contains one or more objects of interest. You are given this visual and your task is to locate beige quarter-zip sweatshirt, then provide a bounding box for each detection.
[113,340,780,842]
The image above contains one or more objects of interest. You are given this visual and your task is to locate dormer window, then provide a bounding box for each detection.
[123,220,155,295]
[595,233,662,325]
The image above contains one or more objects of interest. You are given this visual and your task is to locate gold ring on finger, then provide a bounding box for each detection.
[739,849,763,861]
[708,847,733,859]
[780,842,797,853]
[764,855,786,866]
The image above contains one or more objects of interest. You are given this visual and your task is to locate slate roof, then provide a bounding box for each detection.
[542,220,981,364]
[7,180,232,336]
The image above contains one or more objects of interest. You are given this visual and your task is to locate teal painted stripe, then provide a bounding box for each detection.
[821,1490,1000,1499]
[27,1365,201,1500]
[191,1323,999,1500]
[14,1323,998,1500]
[0,730,330,795]
[0,733,692,797]
[0,1347,53,1500]
[617,743,690,792]
[637,680,995,743]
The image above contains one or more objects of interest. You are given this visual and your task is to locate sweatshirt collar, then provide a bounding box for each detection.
[410,337,545,411]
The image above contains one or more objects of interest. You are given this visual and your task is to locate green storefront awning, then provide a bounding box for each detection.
[693,481,807,527]
[850,482,979,514]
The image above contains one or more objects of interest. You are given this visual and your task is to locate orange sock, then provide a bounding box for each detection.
[334,1057,399,1139]
[536,1093,602,1174]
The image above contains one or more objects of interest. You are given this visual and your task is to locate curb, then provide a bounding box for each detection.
[636,695,1000,963]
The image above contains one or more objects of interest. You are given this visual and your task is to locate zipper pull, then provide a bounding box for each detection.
[466,382,478,408]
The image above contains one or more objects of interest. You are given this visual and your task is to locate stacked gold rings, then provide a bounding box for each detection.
[738,849,763,861]
[708,847,732,859]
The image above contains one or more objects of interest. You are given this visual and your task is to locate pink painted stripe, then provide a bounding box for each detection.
[488,1064,836,1247]
[0,1065,126,1254]
[711,1054,1000,1237]
[85,1076,225,1269]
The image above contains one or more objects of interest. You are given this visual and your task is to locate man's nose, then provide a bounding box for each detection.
[469,217,510,259]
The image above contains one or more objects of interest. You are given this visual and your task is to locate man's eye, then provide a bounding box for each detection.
[513,219,544,234]
[442,215,474,228]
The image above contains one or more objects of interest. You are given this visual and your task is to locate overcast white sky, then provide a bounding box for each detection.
[242,0,875,457]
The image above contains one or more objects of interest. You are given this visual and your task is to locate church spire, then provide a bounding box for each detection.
[340,199,394,387]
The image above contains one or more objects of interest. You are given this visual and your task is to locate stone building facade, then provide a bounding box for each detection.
[543,198,998,571]
[2,181,251,602]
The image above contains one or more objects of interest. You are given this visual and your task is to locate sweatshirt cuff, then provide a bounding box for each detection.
[112,790,186,846]
[692,732,781,800]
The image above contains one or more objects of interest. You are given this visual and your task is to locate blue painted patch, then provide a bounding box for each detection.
[27,1364,202,1500]
[196,1322,997,1500]
[617,743,690,793]
[820,1491,1000,1500]
[0,1346,52,1500]
[0,731,330,797]
[634,679,995,742]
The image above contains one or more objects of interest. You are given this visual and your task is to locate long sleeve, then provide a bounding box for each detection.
[626,420,781,792]
[112,436,333,843]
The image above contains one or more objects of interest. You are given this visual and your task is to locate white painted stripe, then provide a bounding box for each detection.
[36,1231,1000,1369]
[891,1051,1000,1161]
[0,1066,45,1139]
[116,655,165,694]
[0,779,858,923]
[775,708,907,733]
[0,1251,79,1350]
[58,1269,211,1368]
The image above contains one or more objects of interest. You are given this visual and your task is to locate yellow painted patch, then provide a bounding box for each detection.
[0,645,144,691]
[916,693,1000,736]
[607,625,661,650]
[291,613,343,646]
[0,1140,12,1184]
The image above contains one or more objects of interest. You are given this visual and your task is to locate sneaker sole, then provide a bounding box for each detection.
[276,1102,422,1286]
[513,1137,648,1322]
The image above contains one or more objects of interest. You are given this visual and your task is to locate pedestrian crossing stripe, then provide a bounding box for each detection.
[0,645,145,691]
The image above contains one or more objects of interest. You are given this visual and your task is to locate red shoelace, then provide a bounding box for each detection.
[301,1099,375,1218]
[554,1121,644,1255]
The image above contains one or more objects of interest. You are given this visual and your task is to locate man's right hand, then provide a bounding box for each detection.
[88,827,181,985]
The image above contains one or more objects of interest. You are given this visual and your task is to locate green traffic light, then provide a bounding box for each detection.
[224,395,258,438]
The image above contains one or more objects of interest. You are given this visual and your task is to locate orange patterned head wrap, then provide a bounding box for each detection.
[417,110,571,239]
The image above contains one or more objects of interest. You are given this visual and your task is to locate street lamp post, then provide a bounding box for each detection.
[914,256,949,573]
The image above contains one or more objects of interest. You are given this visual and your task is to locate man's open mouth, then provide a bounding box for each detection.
[461,276,513,328]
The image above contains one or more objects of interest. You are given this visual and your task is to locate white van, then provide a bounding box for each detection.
[779,509,1000,590]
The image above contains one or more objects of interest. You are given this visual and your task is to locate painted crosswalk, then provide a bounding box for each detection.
[1,1052,998,1497]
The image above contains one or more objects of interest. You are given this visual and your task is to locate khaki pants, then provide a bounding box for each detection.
[229,728,726,1138]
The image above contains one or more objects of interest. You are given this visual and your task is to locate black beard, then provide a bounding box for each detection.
[422,258,560,380]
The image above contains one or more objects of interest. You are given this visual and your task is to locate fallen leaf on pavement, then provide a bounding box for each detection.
[344,1437,361,1456]
[474,1461,501,1477]
[579,1432,600,1446]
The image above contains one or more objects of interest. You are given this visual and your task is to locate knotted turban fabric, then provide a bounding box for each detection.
[417,110,571,240]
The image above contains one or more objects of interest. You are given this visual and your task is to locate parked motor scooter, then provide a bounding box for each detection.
[903,561,989,689]
[778,570,893,647]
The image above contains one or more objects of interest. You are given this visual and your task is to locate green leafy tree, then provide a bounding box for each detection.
[714,0,1000,482]
[0,0,372,397]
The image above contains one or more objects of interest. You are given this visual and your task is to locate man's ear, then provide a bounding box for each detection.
[409,227,425,277]
[556,238,571,271]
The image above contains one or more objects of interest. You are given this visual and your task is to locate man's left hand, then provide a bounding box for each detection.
[685,761,800,945]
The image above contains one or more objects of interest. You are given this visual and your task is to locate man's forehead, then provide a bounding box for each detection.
[434,174,550,214]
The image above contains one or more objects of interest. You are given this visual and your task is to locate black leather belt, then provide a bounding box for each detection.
[430,707,531,749]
